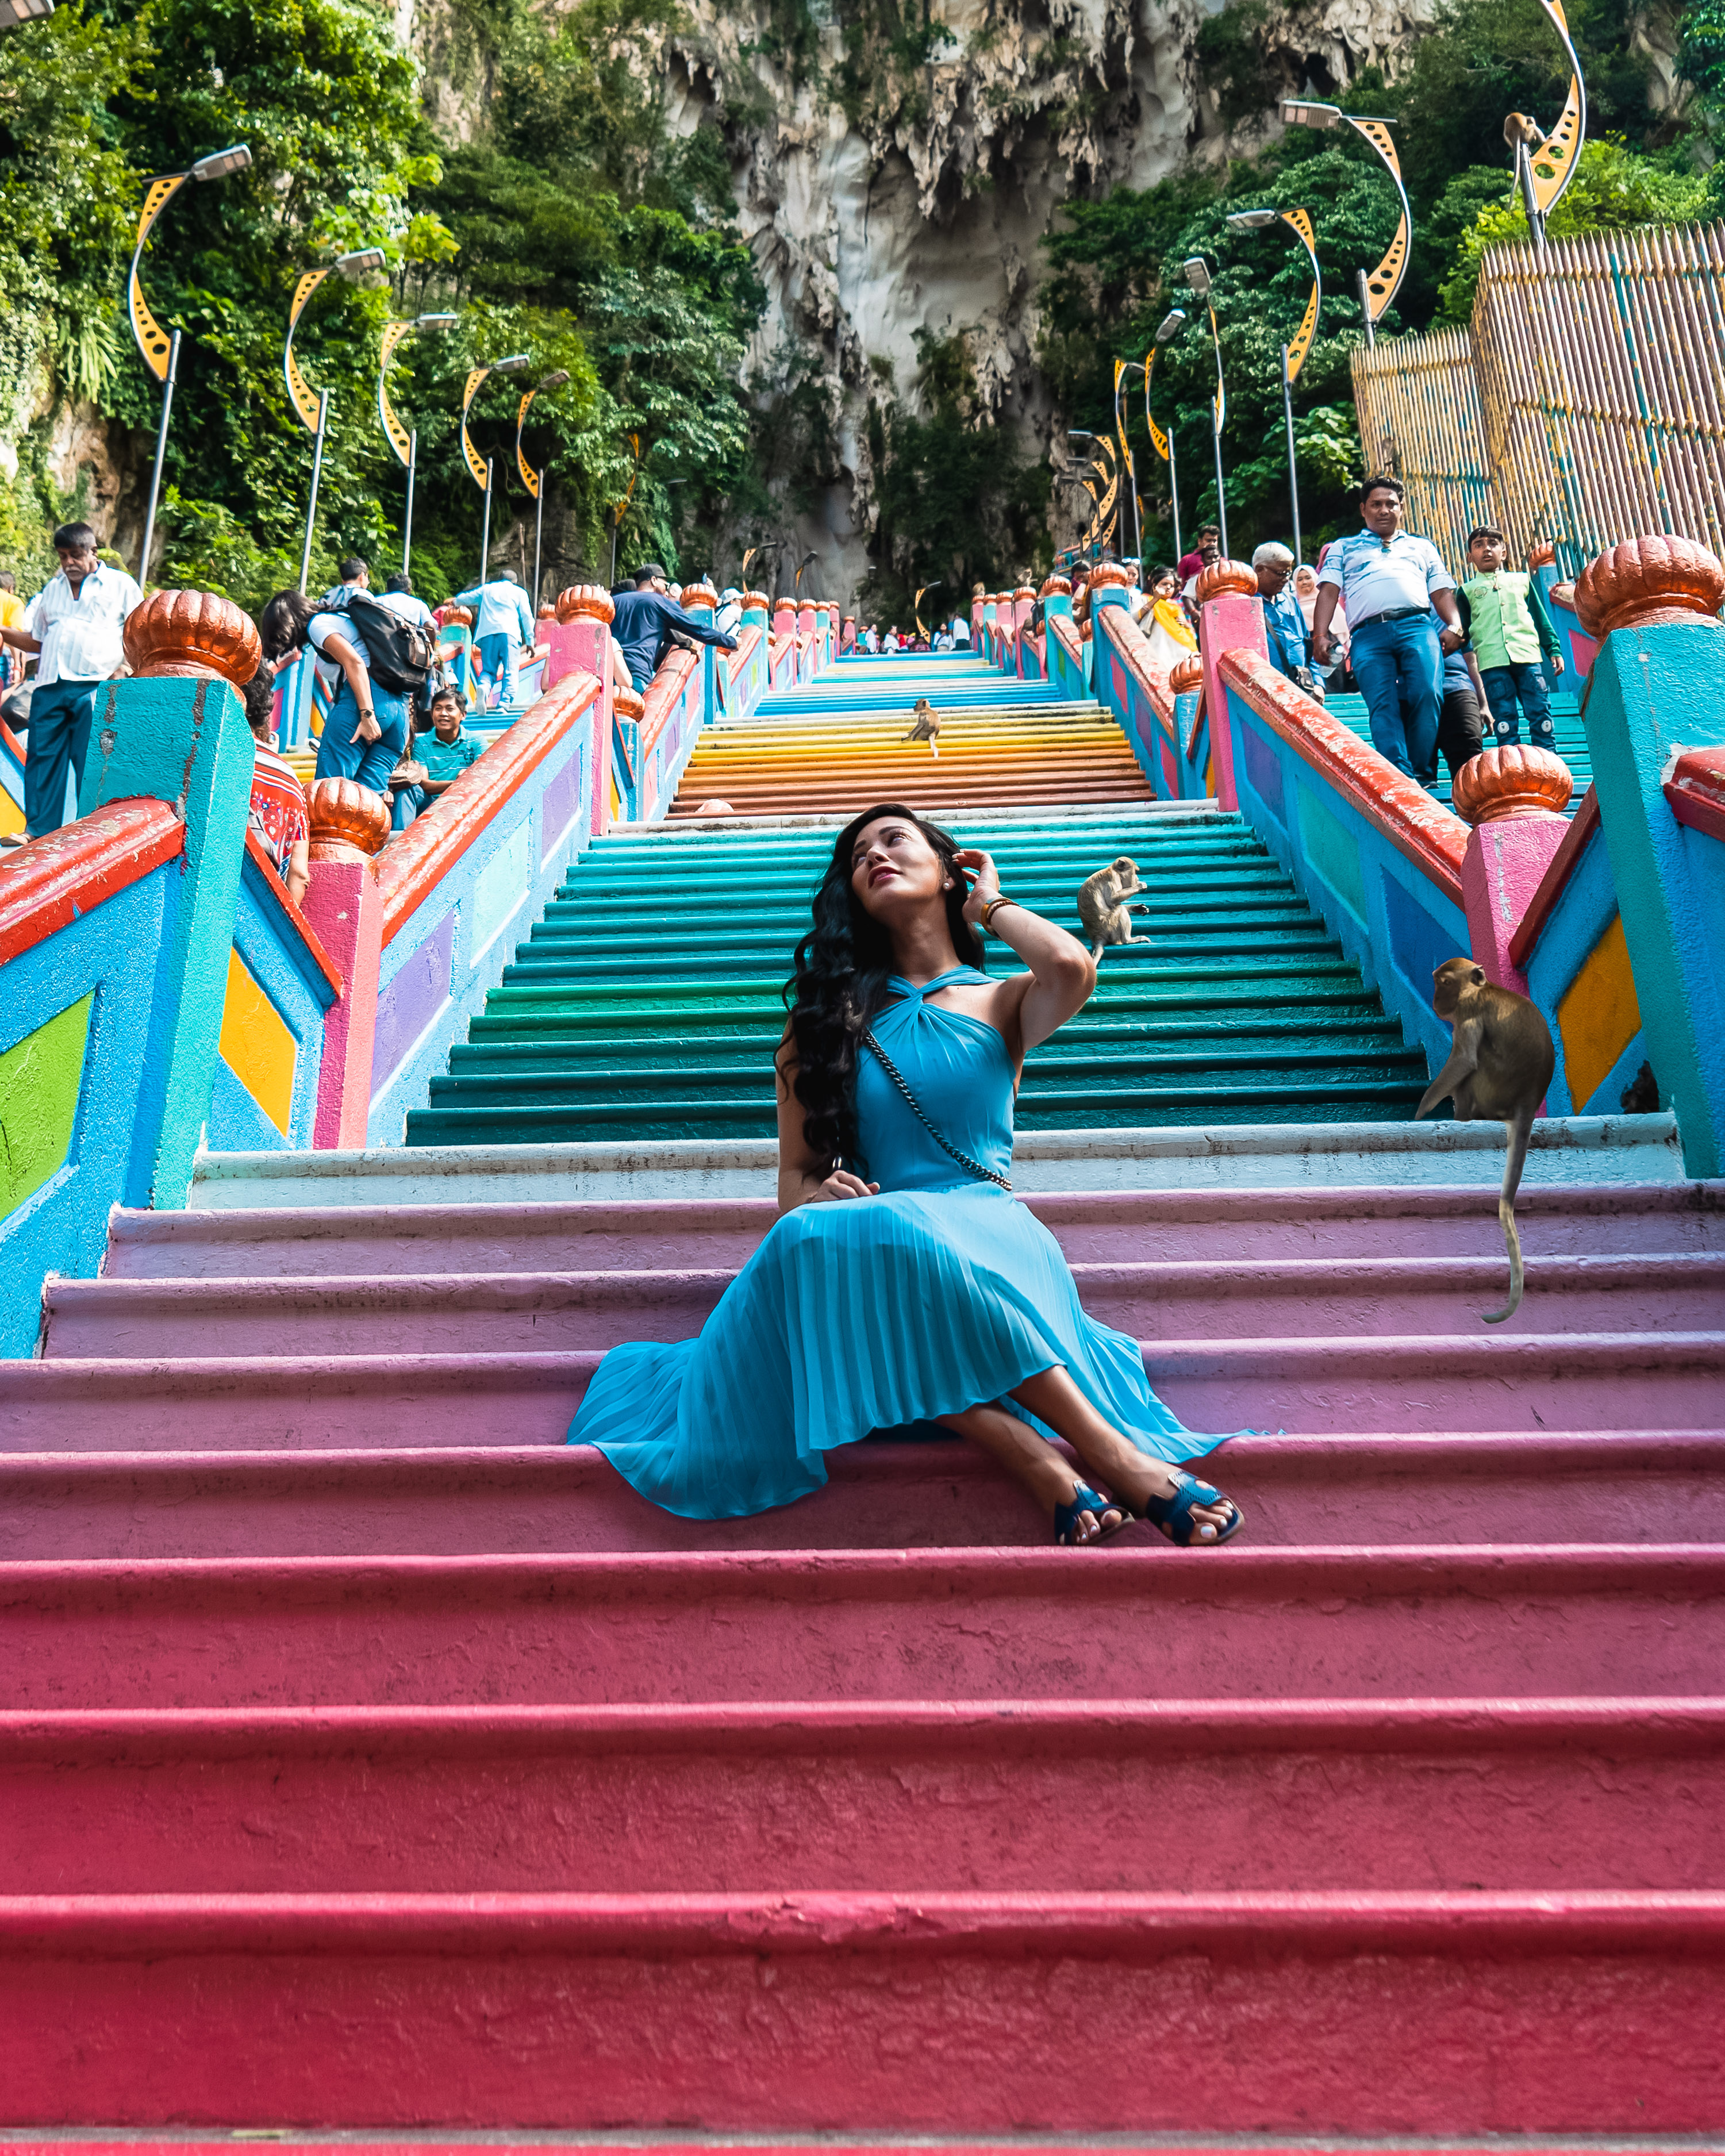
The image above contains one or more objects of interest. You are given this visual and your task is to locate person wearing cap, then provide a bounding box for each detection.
[714,587,743,637]
[609,563,738,691]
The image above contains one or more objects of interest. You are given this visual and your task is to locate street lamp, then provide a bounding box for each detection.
[1063,432,1119,559]
[515,369,570,606]
[1,0,56,25]
[1278,101,1409,348]
[1108,369,1143,561]
[378,312,456,582]
[126,141,252,582]
[1505,2,1587,249]
[1146,307,1188,563]
[460,353,530,581]
[1182,256,1230,559]
[283,245,386,592]
[1228,206,1323,564]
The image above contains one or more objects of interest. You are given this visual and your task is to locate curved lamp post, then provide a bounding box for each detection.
[1108,369,1143,561]
[0,0,58,23]
[1279,101,1409,348]
[1144,308,1188,564]
[1507,2,1586,249]
[514,369,570,606]
[127,141,252,581]
[1181,256,1230,558]
[378,312,456,582]
[460,353,530,580]
[1228,205,1322,563]
[284,245,386,592]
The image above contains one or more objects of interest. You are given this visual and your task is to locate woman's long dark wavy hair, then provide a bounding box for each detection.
[781,803,986,1172]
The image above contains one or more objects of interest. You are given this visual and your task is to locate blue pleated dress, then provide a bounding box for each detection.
[567,966,1229,1517]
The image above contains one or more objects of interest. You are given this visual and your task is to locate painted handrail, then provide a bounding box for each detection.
[242,831,343,995]
[1665,744,1725,843]
[0,798,183,964]
[1219,648,1469,909]
[375,668,602,947]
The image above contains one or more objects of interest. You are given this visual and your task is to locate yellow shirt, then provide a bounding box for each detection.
[0,592,25,633]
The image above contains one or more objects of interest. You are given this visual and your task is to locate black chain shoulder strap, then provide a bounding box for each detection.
[859,1027,1012,1192]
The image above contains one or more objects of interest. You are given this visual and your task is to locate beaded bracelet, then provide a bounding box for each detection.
[979,896,1020,933]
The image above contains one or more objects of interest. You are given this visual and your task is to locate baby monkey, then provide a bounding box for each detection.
[1077,856,1152,960]
[1417,957,1555,1324]
[902,698,940,757]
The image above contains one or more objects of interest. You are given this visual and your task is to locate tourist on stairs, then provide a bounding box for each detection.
[568,804,1243,1548]
[610,563,739,692]
[259,589,410,801]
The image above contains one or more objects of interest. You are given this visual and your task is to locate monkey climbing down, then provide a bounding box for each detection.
[1076,857,1152,961]
[902,700,940,757]
[1416,958,1555,1325]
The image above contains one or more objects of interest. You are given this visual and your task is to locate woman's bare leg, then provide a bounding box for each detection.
[936,1401,1124,1543]
[1009,1366,1237,1539]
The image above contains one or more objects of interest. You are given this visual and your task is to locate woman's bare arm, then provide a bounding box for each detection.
[952,848,1096,1056]
[320,631,380,742]
[774,1023,878,1213]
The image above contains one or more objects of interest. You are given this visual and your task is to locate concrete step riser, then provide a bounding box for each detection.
[43,1261,1725,1359]
[6,1438,1722,1559]
[7,1341,1724,1451]
[106,1188,1725,1279]
[4,1550,1720,1708]
[3,1894,1723,2132]
[6,1703,1719,1895]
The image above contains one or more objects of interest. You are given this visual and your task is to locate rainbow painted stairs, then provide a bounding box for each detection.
[5,652,1725,2135]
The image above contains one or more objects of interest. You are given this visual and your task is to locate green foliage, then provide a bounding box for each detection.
[861,331,1050,622]
[1194,0,1275,131]
[1436,138,1710,321]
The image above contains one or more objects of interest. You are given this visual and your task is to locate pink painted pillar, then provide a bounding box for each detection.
[841,612,856,654]
[1011,586,1035,672]
[773,599,796,642]
[547,609,612,836]
[1196,564,1266,812]
[1455,762,1574,997]
[970,593,985,644]
[303,854,385,1150]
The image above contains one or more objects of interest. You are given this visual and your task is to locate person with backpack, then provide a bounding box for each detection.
[257,584,435,799]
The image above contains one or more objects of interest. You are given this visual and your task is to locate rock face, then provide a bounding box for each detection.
[646,0,1428,590]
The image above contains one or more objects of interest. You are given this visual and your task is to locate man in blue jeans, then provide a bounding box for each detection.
[1311,478,1465,784]
[0,522,143,842]
[452,569,536,707]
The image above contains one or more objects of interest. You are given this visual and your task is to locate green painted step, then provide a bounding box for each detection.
[1324,690,1591,813]
[406,808,1432,1147]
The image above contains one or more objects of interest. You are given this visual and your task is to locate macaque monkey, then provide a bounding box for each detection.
[1076,856,1152,960]
[903,698,940,757]
[1417,958,1555,1324]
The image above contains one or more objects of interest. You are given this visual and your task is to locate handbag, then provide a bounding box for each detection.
[860,1027,1012,1191]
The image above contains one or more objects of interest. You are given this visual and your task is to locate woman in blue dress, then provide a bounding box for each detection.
[568,803,1242,1546]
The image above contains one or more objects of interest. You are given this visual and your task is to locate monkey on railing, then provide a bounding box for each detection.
[1417,958,1555,1324]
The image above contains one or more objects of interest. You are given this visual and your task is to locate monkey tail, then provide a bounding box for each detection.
[1482,1195,1525,1324]
[1481,1110,1534,1324]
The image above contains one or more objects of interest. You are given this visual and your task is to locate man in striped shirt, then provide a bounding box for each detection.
[0,523,143,841]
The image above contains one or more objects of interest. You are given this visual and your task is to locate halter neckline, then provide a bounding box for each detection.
[887,966,990,1001]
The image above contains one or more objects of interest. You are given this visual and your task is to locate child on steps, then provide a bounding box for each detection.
[1458,528,1565,751]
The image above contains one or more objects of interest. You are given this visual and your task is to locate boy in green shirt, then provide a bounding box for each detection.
[389,685,483,829]
[1457,526,1564,752]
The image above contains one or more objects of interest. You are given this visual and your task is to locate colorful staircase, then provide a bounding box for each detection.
[5,652,1725,2133]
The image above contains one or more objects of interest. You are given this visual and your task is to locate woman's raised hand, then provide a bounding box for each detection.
[951,848,1000,927]
[812,1169,880,1203]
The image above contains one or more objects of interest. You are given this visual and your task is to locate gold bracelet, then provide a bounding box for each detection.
[979,896,1019,933]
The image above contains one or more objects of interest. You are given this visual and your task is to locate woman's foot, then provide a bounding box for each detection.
[1053,1477,1127,1546]
[1006,1367,1242,1545]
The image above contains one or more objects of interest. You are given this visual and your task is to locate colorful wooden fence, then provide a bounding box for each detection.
[1353,221,1725,576]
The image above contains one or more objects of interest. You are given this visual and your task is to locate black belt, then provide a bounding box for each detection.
[1353,605,1431,628]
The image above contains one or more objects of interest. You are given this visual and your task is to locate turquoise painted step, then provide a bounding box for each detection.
[406,810,1431,1147]
[1324,692,1590,813]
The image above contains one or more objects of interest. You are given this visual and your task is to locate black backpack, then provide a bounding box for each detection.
[329,589,438,696]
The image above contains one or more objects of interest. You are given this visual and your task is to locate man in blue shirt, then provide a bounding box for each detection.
[1253,541,1318,697]
[452,569,537,707]
[1311,478,1464,782]
[610,563,739,690]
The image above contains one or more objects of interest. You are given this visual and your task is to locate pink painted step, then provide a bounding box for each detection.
[5,1435,1725,1559]
[2,1889,1723,2131]
[5,1335,1722,1451]
[4,1547,1721,1709]
[5,1698,1720,1896]
[106,1181,1725,1278]
[41,1253,1725,1358]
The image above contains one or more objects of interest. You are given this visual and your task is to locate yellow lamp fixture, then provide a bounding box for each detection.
[1279,102,1409,343]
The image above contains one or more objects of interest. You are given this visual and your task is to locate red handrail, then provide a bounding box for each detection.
[0,798,183,966]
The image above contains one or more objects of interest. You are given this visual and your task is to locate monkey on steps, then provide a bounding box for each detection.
[902,699,940,756]
[1076,856,1152,961]
[1416,958,1555,1324]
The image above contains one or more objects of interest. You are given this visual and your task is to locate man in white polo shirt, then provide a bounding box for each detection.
[0,522,144,841]
[1310,477,1463,784]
